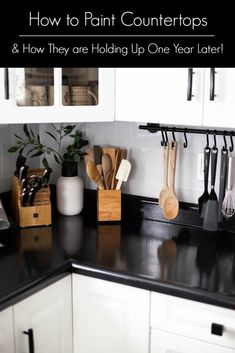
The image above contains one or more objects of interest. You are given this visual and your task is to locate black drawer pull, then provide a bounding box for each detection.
[23,328,35,353]
[211,323,224,336]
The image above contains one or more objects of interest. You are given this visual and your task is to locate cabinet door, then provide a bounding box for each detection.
[116,68,204,126]
[204,68,235,128]
[14,276,72,353]
[0,68,114,123]
[151,329,234,353]
[0,307,15,353]
[73,274,150,353]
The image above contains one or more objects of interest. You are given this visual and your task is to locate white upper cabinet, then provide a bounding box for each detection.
[203,68,235,128]
[0,68,115,123]
[116,68,204,126]
[116,68,235,129]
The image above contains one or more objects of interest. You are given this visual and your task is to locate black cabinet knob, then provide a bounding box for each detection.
[211,323,224,336]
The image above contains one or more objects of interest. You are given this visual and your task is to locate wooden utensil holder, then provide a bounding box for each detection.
[97,190,121,222]
[12,169,52,228]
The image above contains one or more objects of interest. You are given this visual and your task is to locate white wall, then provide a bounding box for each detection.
[0,124,39,193]
[39,122,229,204]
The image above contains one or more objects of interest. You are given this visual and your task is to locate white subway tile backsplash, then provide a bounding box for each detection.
[1,122,233,206]
[38,121,227,204]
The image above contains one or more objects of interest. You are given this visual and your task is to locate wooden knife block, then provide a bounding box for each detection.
[12,170,51,228]
[97,190,121,222]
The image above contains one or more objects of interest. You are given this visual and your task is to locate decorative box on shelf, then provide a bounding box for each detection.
[12,168,51,228]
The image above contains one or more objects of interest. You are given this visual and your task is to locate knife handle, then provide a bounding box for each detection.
[29,188,36,206]
[21,188,29,207]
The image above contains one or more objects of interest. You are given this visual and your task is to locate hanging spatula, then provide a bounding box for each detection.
[203,146,218,231]
[198,146,210,218]
[115,159,131,190]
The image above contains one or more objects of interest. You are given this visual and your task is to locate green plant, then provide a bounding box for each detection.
[8,124,88,168]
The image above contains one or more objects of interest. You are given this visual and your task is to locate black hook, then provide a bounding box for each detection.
[183,129,188,148]
[164,128,168,145]
[172,128,176,148]
[229,132,234,152]
[213,131,217,150]
[161,128,165,147]
[223,131,227,151]
[206,130,210,148]
[172,128,176,142]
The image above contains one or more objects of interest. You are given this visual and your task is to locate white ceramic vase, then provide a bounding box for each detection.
[56,162,84,216]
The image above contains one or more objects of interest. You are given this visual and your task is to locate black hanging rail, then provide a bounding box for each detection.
[138,123,235,151]
[138,123,235,136]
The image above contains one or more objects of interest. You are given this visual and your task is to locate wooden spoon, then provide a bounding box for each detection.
[106,170,113,190]
[159,142,170,208]
[84,147,94,164]
[86,161,105,190]
[102,154,112,189]
[163,141,179,220]
[111,148,121,189]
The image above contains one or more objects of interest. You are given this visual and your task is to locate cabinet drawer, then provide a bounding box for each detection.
[151,292,235,349]
[150,328,234,353]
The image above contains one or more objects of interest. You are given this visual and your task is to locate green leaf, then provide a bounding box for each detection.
[45,131,57,142]
[30,127,35,138]
[8,146,18,153]
[14,134,23,140]
[19,147,25,155]
[42,157,49,168]
[54,154,60,164]
[23,124,30,137]
[64,125,75,135]
[73,154,81,162]
[26,147,38,156]
[31,150,43,157]
[37,134,41,144]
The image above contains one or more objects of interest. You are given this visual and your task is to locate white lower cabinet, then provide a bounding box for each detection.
[14,276,72,353]
[72,274,150,353]
[0,307,15,353]
[151,329,235,353]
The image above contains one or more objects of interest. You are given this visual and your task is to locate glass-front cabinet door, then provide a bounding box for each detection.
[0,68,114,123]
[62,68,98,106]
[15,68,54,106]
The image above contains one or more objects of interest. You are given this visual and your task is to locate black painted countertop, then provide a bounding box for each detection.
[1,191,235,311]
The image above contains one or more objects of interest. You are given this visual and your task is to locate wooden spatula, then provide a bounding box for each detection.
[115,159,131,190]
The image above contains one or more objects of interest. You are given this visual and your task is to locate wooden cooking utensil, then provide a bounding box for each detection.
[163,141,179,220]
[86,161,105,190]
[111,148,121,189]
[159,142,170,208]
[106,170,113,190]
[102,147,116,172]
[94,145,103,177]
[102,154,112,189]
[84,147,94,164]
[121,149,127,160]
